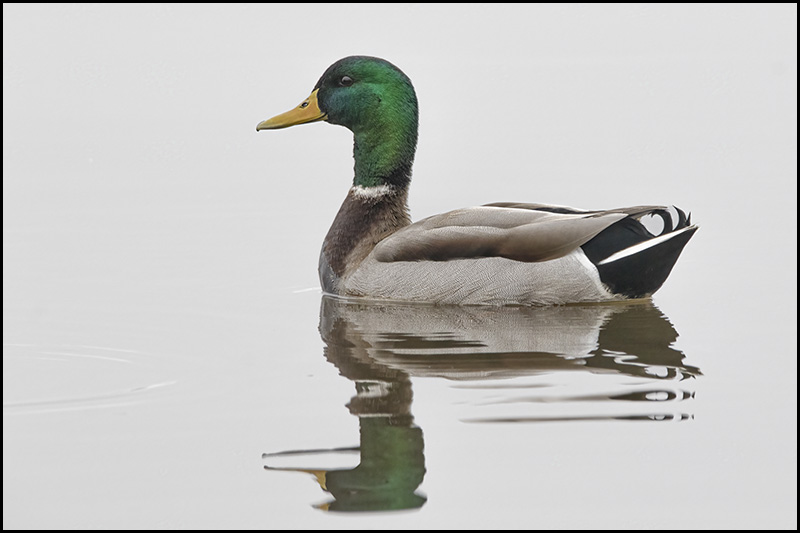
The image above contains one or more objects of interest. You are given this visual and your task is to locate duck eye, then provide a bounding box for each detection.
[339,76,354,87]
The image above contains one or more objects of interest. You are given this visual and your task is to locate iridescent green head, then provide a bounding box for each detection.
[258,56,419,189]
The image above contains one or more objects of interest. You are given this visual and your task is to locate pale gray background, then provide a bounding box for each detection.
[3,4,796,529]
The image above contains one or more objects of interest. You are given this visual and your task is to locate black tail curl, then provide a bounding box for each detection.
[581,206,697,298]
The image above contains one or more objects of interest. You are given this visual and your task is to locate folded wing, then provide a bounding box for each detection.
[373,205,629,263]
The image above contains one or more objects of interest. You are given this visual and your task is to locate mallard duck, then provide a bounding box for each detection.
[257,56,697,305]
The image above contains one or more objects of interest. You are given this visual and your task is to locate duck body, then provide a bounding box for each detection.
[258,56,697,306]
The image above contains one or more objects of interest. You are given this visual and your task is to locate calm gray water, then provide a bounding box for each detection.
[3,4,796,529]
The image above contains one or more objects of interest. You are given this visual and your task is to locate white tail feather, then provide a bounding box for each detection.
[598,225,696,266]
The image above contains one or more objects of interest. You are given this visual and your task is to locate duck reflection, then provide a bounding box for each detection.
[263,296,700,512]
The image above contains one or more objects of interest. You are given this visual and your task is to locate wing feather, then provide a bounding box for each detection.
[373,206,628,263]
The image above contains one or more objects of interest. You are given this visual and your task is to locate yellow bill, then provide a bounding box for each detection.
[256,89,327,131]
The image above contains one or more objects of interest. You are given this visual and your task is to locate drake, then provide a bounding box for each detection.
[257,56,697,305]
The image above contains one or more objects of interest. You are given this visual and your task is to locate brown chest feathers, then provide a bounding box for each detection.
[319,187,410,293]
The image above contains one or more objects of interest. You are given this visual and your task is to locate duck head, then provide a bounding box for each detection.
[257,56,419,189]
